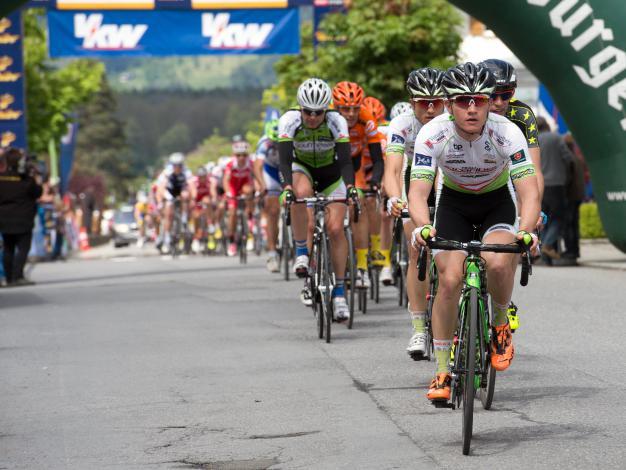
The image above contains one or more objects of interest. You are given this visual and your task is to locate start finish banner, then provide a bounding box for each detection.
[0,11,27,150]
[47,8,300,56]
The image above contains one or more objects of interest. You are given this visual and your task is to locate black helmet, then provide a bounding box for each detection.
[478,59,517,89]
[441,62,496,97]
[406,67,445,98]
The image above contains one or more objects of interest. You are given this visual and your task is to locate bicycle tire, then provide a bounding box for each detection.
[360,288,367,314]
[321,232,332,343]
[462,288,478,456]
[345,227,356,329]
[374,268,380,304]
[238,211,247,264]
[254,210,263,256]
[311,238,323,339]
[480,297,496,410]
[282,212,290,281]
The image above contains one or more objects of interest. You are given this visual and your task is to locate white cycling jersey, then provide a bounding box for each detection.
[410,112,535,193]
[386,111,424,199]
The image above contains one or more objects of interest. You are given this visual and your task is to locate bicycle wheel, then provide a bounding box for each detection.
[373,268,380,304]
[399,237,408,307]
[281,211,291,281]
[238,211,247,264]
[310,237,323,339]
[345,227,356,329]
[254,210,263,256]
[320,232,332,343]
[480,297,496,410]
[462,288,478,456]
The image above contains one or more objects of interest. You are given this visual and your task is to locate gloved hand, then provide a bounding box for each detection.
[348,186,360,204]
[279,188,295,206]
[386,196,406,217]
[411,224,434,248]
[516,230,539,253]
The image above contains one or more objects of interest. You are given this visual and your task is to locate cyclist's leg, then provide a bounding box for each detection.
[353,170,369,274]
[291,169,314,261]
[263,166,281,256]
[379,190,394,280]
[366,195,383,265]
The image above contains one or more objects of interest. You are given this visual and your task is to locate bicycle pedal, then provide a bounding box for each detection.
[408,351,428,361]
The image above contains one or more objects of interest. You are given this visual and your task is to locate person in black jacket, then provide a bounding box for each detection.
[0,147,43,286]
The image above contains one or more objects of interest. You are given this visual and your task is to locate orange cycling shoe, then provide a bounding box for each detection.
[491,323,515,371]
[427,372,451,402]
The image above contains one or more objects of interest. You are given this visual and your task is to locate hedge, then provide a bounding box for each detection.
[580,202,606,239]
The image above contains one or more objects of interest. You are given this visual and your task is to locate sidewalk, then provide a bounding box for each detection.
[577,239,626,271]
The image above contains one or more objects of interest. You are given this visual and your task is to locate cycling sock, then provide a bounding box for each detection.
[356,249,368,271]
[493,301,509,326]
[434,339,453,374]
[267,250,277,258]
[295,240,308,257]
[409,308,426,333]
[381,249,391,267]
[333,279,345,298]
[370,234,381,253]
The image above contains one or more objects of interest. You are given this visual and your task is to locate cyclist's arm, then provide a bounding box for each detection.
[223,170,233,197]
[513,174,540,233]
[367,142,384,186]
[336,141,355,187]
[529,147,544,200]
[253,158,265,193]
[408,178,433,228]
[187,177,197,201]
[278,140,294,188]
[383,151,403,199]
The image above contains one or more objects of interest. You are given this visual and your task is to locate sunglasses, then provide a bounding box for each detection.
[302,108,325,117]
[491,89,515,101]
[337,105,360,112]
[411,98,445,110]
[450,95,490,109]
[235,153,248,158]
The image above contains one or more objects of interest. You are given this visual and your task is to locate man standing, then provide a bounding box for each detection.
[537,117,574,262]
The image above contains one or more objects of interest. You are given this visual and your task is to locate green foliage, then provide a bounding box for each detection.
[157,122,192,157]
[104,56,279,92]
[265,0,462,110]
[185,130,232,171]
[24,10,104,153]
[74,76,133,199]
[580,202,606,239]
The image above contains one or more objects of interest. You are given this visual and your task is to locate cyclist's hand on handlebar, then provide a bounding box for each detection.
[347,186,361,205]
[386,196,406,217]
[517,230,539,253]
[411,224,435,248]
[369,181,380,193]
[279,188,294,206]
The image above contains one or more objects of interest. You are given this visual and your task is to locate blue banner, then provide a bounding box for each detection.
[539,83,569,135]
[0,11,27,150]
[28,1,311,9]
[48,8,300,56]
[60,118,77,195]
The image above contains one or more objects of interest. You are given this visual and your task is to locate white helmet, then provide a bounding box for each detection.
[168,152,185,165]
[205,161,216,172]
[297,78,332,110]
[390,102,413,119]
[232,140,250,154]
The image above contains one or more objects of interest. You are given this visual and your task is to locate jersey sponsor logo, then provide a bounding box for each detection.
[447,159,466,164]
[453,143,463,151]
[509,150,527,163]
[484,158,497,164]
[74,14,147,50]
[414,154,432,166]
[484,141,492,152]
[202,13,273,49]
[424,130,446,149]
[511,167,535,181]
[391,134,405,144]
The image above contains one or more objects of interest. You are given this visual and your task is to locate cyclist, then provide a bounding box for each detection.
[479,59,545,330]
[191,165,214,253]
[383,67,446,359]
[332,81,384,288]
[390,102,412,120]
[362,96,394,281]
[409,63,540,403]
[278,78,358,322]
[210,156,231,244]
[134,191,150,247]
[255,119,282,273]
[223,140,256,257]
[156,152,195,253]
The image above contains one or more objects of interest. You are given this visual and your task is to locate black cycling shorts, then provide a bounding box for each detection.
[434,184,517,243]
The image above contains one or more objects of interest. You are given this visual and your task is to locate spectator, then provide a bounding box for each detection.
[0,147,43,286]
[537,117,574,264]
[563,134,586,262]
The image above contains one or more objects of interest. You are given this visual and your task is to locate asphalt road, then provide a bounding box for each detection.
[1,246,626,469]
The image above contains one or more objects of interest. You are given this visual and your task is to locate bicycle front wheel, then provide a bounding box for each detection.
[480,297,496,410]
[320,232,332,343]
[281,212,291,281]
[462,288,478,455]
[345,227,356,329]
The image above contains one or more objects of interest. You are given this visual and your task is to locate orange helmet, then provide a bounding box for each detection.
[363,97,386,123]
[332,81,365,107]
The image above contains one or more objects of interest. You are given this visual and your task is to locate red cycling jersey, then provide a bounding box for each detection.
[192,175,212,202]
[224,158,253,207]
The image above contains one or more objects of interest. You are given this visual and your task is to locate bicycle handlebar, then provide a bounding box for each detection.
[416,238,532,286]
[288,196,361,224]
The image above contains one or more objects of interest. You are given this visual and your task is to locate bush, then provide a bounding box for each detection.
[579,202,606,239]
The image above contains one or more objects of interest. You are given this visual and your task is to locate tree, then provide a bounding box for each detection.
[23,10,104,153]
[73,76,133,199]
[265,0,462,109]
[157,122,192,158]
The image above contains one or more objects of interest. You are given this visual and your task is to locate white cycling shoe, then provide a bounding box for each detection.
[333,297,350,322]
[300,285,313,306]
[293,255,309,278]
[380,266,393,286]
[406,331,428,359]
[357,270,371,288]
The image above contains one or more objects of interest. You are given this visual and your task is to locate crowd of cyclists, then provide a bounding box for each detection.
[134,59,543,408]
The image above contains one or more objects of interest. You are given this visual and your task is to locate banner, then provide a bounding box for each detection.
[60,119,78,195]
[313,1,346,46]
[449,0,626,252]
[0,11,27,151]
[538,84,569,135]
[48,8,300,56]
[27,0,307,9]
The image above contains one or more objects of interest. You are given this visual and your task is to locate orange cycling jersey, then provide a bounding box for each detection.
[349,108,382,189]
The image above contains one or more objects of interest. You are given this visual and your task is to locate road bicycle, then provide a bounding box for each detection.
[417,236,532,455]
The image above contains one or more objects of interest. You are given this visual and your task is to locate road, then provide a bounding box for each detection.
[1,244,626,469]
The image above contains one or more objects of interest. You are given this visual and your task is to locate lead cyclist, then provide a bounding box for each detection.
[409,63,540,403]
[278,78,359,322]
